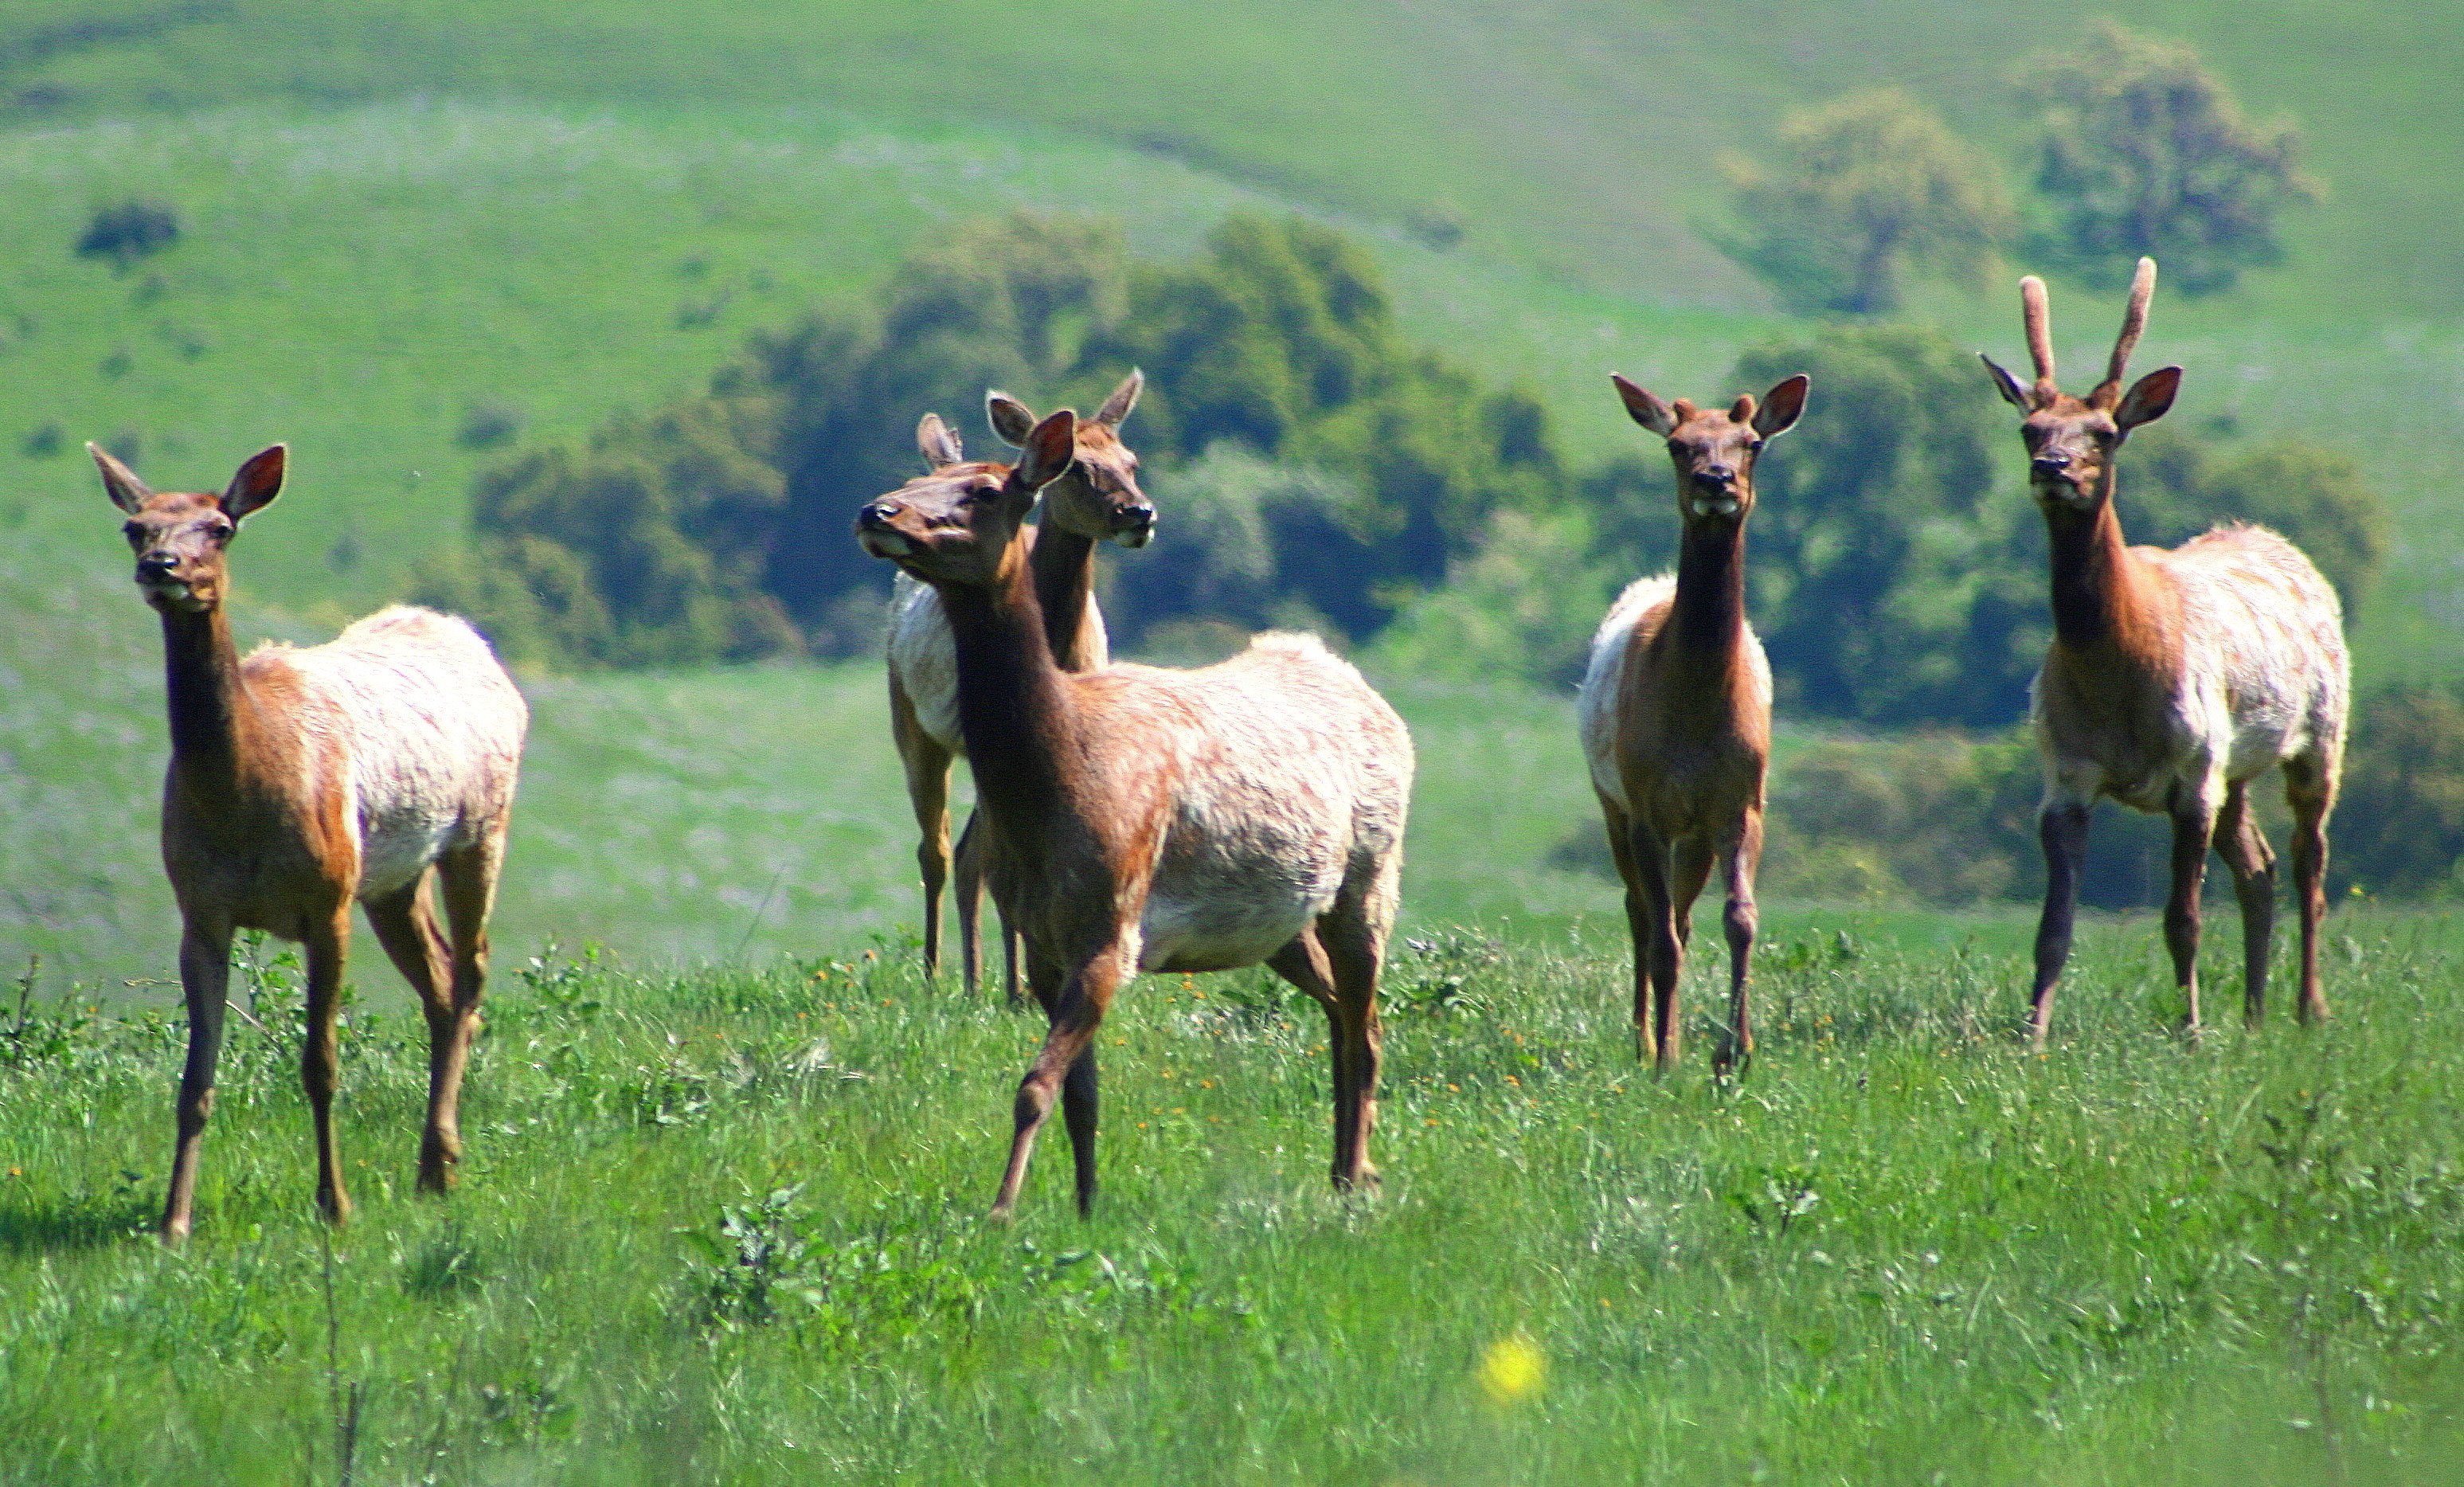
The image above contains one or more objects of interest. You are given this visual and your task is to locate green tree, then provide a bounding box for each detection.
[1720,88,2013,315]
[2020,21,2319,295]
[1730,323,2037,726]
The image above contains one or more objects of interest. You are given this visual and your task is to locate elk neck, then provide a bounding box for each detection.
[934,540,1077,842]
[1026,523,1103,671]
[2041,471,2159,655]
[1668,511,1752,673]
[157,602,256,785]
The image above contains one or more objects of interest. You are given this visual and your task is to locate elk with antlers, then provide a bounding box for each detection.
[858,409,1410,1217]
[92,443,527,1241]
[886,372,1154,999]
[1980,259,2349,1043]
[1578,373,1808,1073]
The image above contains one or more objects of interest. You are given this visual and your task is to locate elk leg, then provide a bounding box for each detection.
[991,947,1123,1220]
[1021,943,1099,1213]
[424,837,506,1193]
[890,674,953,978]
[303,905,354,1225]
[2031,802,2090,1047]
[1269,930,1357,1188]
[1670,837,1714,956]
[1001,920,1026,1008]
[363,873,459,1192]
[2165,785,2220,1036]
[1715,809,1764,1077]
[1318,869,1394,1192]
[2284,753,2336,1024]
[162,919,234,1244]
[953,810,990,996]
[1626,817,1683,1072]
[1598,795,1658,1066]
[2211,782,2278,1030]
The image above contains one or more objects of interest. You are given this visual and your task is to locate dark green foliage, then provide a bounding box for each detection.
[1730,323,2038,727]
[448,211,1569,667]
[1719,88,2012,315]
[2019,22,2318,295]
[72,198,179,271]
[415,395,800,669]
[2118,419,2387,618]
[2334,683,2464,898]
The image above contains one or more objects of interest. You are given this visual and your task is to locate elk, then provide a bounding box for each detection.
[1980,258,2348,1043]
[886,371,1153,1000]
[1578,373,1807,1074]
[92,443,528,1242]
[857,409,1411,1218]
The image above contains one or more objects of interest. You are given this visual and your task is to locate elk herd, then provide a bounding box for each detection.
[90,256,2352,1242]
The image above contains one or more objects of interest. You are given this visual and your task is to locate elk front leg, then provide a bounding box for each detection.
[991,945,1124,1219]
[2031,801,2090,1047]
[162,920,234,1244]
[1626,817,1683,1072]
[2165,784,2220,1036]
[302,905,354,1224]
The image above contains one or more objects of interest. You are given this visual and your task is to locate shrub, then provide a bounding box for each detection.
[74,199,180,271]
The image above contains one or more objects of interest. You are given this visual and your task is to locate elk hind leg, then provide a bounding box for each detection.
[1715,811,1763,1076]
[2211,781,2277,1030]
[422,835,506,1193]
[362,872,458,1192]
[2284,752,2337,1024]
[1319,863,1395,1192]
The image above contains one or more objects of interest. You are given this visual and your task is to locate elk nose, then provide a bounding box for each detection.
[860,500,903,526]
[1124,503,1156,528]
[137,551,178,578]
[1697,464,1735,487]
[2032,452,2072,475]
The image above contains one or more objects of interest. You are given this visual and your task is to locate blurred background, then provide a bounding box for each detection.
[4,1,2459,985]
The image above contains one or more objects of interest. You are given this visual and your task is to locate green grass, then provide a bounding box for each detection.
[7,914,2464,1482]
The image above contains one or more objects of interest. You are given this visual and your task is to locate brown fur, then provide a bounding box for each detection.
[1581,374,1806,1072]
[94,443,526,1242]
[1980,260,2349,1043]
[887,378,1153,1000]
[859,411,1411,1218]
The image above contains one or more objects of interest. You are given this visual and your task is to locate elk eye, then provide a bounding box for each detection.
[122,522,142,542]
[1747,439,1765,454]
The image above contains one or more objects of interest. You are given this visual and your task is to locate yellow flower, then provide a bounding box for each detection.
[1479,1332,1546,1405]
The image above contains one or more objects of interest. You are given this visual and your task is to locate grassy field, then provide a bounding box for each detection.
[6,913,2464,1482]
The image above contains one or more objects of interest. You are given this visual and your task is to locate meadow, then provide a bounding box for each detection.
[7,914,2464,1483]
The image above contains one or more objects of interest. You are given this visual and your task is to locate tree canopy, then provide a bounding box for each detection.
[2019,21,2318,295]
[1719,88,2013,316]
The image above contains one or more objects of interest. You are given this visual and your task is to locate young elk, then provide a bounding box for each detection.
[857,410,1410,1218]
[886,371,1153,999]
[93,444,527,1242]
[1578,373,1807,1074]
[1980,258,2348,1043]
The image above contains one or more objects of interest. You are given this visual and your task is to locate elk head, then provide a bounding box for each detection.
[1981,256,2182,513]
[986,369,1155,548]
[1611,373,1809,526]
[92,443,286,615]
[858,409,1078,589]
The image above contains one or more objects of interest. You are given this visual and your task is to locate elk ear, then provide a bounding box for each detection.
[985,391,1037,447]
[2114,366,2181,432]
[917,413,964,468]
[1611,374,1677,435]
[1979,354,2032,411]
[1014,409,1078,492]
[1753,375,1809,438]
[1093,367,1144,428]
[88,443,152,513]
[221,444,285,520]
